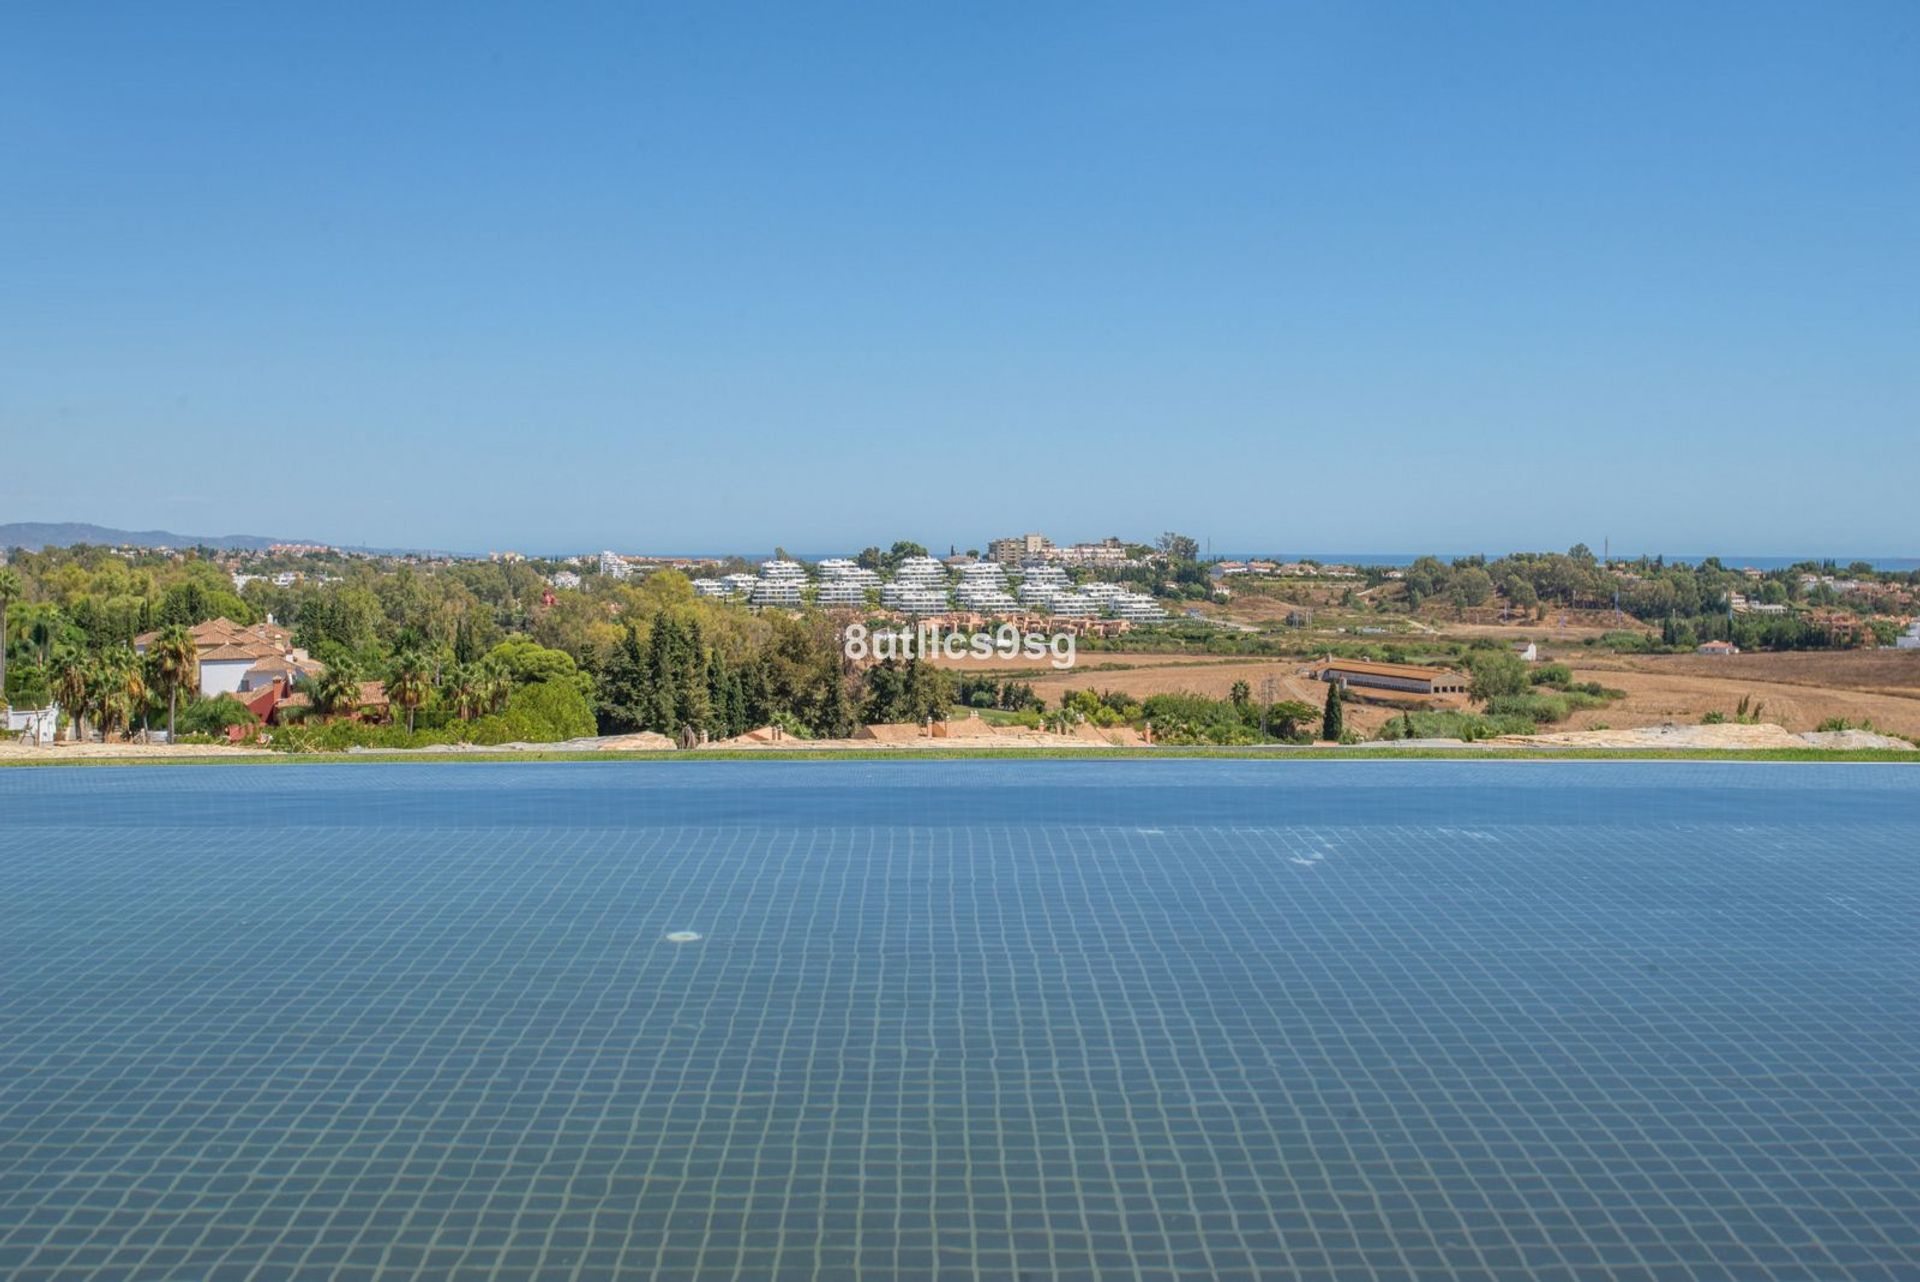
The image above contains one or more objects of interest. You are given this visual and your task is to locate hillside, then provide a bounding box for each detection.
[0,522,291,552]
[0,522,435,557]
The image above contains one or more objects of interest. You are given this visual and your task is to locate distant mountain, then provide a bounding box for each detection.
[0,522,301,552]
[0,522,439,557]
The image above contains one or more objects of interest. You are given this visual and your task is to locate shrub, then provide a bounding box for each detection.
[176,695,260,738]
[1485,692,1572,724]
[1372,709,1536,741]
[1529,663,1574,689]
[1467,651,1530,703]
[271,680,597,752]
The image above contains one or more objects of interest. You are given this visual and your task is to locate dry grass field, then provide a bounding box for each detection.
[1565,650,1920,739]
[931,653,1407,736]
[934,639,1920,741]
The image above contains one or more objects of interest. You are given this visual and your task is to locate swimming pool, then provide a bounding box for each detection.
[1,762,1915,1280]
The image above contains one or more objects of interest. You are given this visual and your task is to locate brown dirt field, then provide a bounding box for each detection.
[925,653,1256,675]
[1023,659,1407,736]
[1600,648,1920,695]
[1565,652,1920,739]
[939,640,1920,741]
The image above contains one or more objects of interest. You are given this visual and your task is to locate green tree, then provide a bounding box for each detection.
[1157,532,1200,563]
[386,650,433,734]
[441,662,480,720]
[479,658,512,715]
[177,695,260,739]
[819,664,855,739]
[594,624,652,733]
[0,566,21,707]
[53,652,90,741]
[91,647,146,740]
[1467,650,1530,704]
[1452,566,1494,607]
[313,662,364,719]
[146,623,199,742]
[1267,699,1318,741]
[1321,681,1344,742]
[485,637,589,691]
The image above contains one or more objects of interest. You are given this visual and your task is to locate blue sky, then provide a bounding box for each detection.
[3,2,1915,556]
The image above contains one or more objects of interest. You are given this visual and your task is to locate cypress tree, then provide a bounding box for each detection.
[706,648,733,737]
[1321,680,1344,742]
[643,614,681,732]
[594,624,650,733]
[820,668,853,739]
[676,616,711,733]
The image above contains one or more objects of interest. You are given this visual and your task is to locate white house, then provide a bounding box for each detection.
[4,704,59,746]
[1897,621,1920,650]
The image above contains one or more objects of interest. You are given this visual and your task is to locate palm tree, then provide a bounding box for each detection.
[52,652,90,742]
[386,650,432,735]
[0,567,21,709]
[313,666,357,720]
[148,623,198,742]
[92,648,146,741]
[27,611,58,667]
[478,658,512,715]
[313,662,364,720]
[442,662,483,720]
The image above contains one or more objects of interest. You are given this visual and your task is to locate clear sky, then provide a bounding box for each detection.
[3,2,1915,557]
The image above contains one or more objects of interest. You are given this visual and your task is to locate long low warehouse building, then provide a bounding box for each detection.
[1305,658,1469,697]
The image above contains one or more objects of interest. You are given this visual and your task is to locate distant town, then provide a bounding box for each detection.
[2,528,1917,757]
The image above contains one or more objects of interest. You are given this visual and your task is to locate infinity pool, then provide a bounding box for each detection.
[1,762,1915,1280]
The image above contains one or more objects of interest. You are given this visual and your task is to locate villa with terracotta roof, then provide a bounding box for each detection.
[133,617,319,696]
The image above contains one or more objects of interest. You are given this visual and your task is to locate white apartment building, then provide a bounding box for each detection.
[819,561,882,590]
[1017,563,1071,587]
[815,580,872,607]
[599,550,633,580]
[880,587,951,615]
[893,556,949,587]
[1108,591,1167,622]
[1017,582,1061,608]
[750,560,807,608]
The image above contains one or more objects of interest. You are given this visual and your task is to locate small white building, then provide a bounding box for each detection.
[4,704,59,746]
[1512,641,1539,662]
[1897,621,1920,651]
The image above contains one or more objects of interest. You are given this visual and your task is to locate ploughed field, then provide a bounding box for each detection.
[1,762,1917,1281]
